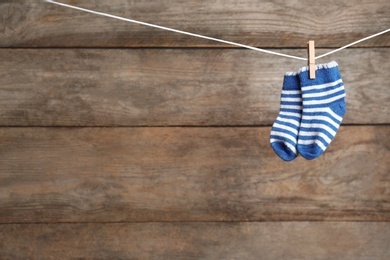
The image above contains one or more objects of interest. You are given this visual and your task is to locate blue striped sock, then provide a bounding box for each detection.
[297,61,346,160]
[270,73,301,161]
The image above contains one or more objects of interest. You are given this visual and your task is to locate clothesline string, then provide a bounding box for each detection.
[316,29,390,59]
[45,0,389,62]
[44,0,305,61]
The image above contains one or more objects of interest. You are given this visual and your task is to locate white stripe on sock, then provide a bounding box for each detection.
[280,111,302,118]
[299,131,332,144]
[270,139,297,154]
[301,79,343,92]
[302,85,345,98]
[282,90,301,95]
[301,115,340,129]
[276,116,300,127]
[273,123,298,135]
[303,107,343,122]
[270,131,297,144]
[298,139,327,151]
[303,93,346,105]
[281,105,302,110]
[300,123,337,136]
[281,97,302,102]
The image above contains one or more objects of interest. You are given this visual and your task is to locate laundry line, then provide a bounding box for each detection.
[45,0,389,62]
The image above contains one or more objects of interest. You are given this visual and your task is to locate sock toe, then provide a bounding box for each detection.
[271,142,297,161]
[298,144,323,160]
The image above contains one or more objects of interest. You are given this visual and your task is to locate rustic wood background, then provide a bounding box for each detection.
[0,0,389,259]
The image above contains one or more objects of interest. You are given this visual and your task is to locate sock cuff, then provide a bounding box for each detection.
[282,73,300,91]
[298,61,342,88]
[299,61,338,73]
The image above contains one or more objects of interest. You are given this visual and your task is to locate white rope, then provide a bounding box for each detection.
[45,0,389,61]
[44,0,306,61]
[316,28,390,59]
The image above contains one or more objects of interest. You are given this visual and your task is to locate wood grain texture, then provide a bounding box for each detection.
[1,1,388,257]
[0,126,388,223]
[1,0,389,48]
[0,222,389,259]
[1,48,389,126]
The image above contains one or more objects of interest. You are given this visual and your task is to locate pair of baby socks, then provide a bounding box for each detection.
[270,61,346,161]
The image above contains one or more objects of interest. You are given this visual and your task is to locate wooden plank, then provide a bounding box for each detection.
[0,48,389,126]
[1,0,389,48]
[0,222,389,259]
[0,126,388,223]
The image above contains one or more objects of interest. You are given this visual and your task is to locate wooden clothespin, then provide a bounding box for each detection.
[307,40,316,79]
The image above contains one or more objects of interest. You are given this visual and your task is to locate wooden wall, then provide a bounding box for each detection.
[0,0,389,259]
